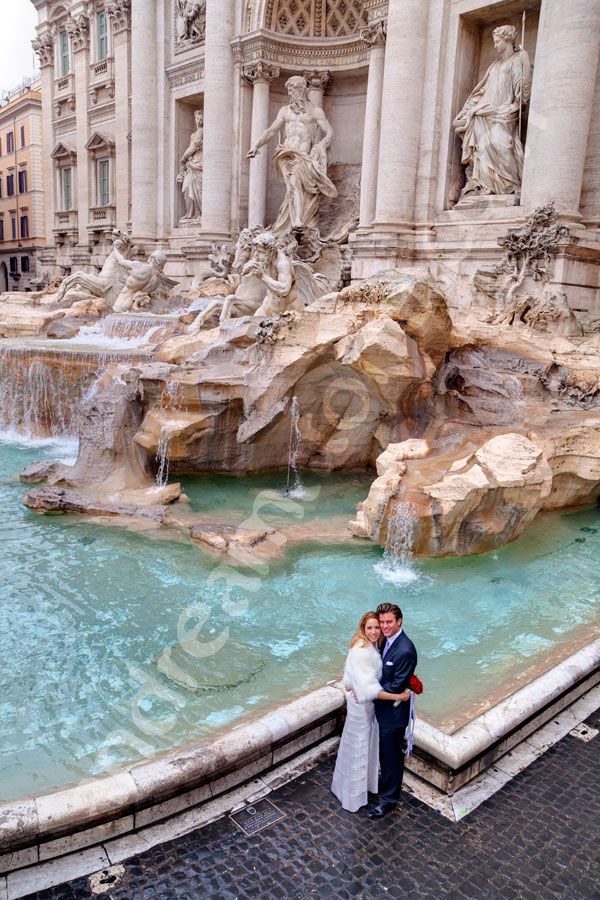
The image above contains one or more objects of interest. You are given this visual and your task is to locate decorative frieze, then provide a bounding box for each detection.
[242,61,280,85]
[166,59,206,89]
[232,31,369,71]
[107,0,131,34]
[67,15,90,53]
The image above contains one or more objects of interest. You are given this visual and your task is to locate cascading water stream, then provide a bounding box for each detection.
[155,381,187,487]
[285,395,305,499]
[374,500,419,585]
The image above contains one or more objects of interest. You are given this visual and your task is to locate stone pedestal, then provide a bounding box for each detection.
[244,62,280,229]
[521,0,600,220]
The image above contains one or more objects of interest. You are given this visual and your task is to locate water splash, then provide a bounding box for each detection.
[285,395,305,499]
[375,500,419,585]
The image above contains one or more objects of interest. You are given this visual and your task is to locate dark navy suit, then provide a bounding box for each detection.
[374,630,417,804]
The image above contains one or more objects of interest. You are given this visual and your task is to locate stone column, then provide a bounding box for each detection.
[372,0,428,228]
[68,14,91,247]
[201,0,236,238]
[520,0,600,220]
[107,1,131,233]
[303,70,331,109]
[32,31,56,253]
[131,0,157,241]
[358,21,386,228]
[243,62,280,228]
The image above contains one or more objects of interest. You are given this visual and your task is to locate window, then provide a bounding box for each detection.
[98,159,110,206]
[60,31,69,76]
[20,215,29,239]
[6,132,13,154]
[97,11,108,61]
[0,220,4,241]
[20,126,25,148]
[6,174,14,197]
[11,217,16,240]
[18,170,27,194]
[9,257,18,274]
[63,167,72,210]
[21,256,30,273]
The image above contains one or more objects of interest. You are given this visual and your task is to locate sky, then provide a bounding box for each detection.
[0,0,39,95]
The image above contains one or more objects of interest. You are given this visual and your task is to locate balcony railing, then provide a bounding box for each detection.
[54,209,78,233]
[87,204,116,232]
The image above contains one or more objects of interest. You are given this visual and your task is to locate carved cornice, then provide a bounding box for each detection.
[364,0,389,24]
[67,15,90,53]
[360,19,387,48]
[32,33,54,67]
[303,69,331,91]
[107,0,131,34]
[166,58,206,89]
[242,61,280,85]
[231,29,369,72]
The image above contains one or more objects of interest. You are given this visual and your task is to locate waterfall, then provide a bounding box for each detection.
[285,395,305,499]
[155,381,187,487]
[0,344,152,440]
[375,500,419,585]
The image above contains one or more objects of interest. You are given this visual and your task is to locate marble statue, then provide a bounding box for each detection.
[188,229,267,332]
[243,232,329,318]
[55,230,133,308]
[112,249,171,312]
[247,75,337,236]
[176,0,206,44]
[453,25,532,199]
[177,110,203,220]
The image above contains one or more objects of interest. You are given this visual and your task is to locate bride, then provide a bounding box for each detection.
[331,611,409,812]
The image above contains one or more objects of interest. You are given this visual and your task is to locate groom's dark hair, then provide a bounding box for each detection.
[377,603,402,620]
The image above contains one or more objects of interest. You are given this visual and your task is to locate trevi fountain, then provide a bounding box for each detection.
[1,0,600,880]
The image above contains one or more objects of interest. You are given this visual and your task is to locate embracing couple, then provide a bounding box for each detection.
[331,603,418,818]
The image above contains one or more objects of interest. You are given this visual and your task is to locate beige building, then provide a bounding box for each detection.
[0,77,45,292]
[31,0,600,316]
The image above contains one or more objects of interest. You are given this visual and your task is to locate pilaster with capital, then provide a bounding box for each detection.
[131,0,158,240]
[358,20,386,228]
[67,14,91,245]
[66,15,90,53]
[244,62,280,227]
[303,70,331,109]
[108,0,132,231]
[34,30,57,251]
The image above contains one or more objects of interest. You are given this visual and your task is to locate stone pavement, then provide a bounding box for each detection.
[28,707,600,900]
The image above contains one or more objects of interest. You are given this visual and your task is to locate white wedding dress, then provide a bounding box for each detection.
[331,641,382,812]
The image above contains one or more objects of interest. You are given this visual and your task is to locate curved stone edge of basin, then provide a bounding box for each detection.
[1,639,599,868]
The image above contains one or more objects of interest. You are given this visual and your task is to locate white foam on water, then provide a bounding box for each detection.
[0,428,79,463]
[374,558,420,585]
[375,500,420,585]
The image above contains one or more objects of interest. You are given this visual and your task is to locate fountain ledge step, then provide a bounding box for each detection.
[1,638,599,887]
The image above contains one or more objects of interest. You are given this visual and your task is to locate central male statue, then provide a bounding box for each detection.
[247,75,337,235]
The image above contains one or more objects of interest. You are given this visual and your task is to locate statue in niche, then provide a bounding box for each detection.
[188,229,267,331]
[55,229,133,308]
[453,24,532,200]
[112,249,175,312]
[247,75,337,237]
[243,231,329,318]
[177,109,203,220]
[176,0,206,44]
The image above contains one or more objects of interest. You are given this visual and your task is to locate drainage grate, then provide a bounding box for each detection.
[230,798,286,836]
[89,865,127,895]
[569,722,599,743]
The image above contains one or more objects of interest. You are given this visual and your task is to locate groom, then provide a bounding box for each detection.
[368,602,418,819]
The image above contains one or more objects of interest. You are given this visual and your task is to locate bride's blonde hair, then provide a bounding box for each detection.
[349,611,380,649]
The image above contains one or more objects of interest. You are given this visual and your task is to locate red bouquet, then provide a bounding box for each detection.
[409,674,423,694]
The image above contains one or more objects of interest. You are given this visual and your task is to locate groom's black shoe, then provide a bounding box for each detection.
[367,802,397,819]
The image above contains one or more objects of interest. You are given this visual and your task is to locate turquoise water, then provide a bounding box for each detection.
[1,435,600,803]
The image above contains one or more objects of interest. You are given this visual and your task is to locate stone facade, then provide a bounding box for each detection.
[0,78,45,292]
[30,0,600,317]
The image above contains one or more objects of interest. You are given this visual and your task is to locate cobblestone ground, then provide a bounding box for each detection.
[30,708,600,900]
